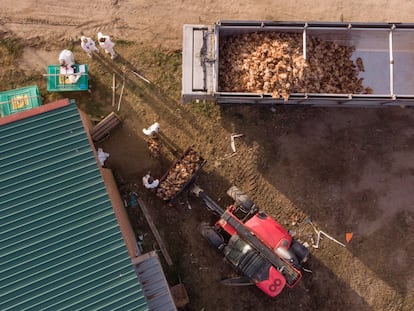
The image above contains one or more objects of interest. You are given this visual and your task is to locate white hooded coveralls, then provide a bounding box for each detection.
[81,36,99,57]
[97,32,117,58]
[58,49,80,84]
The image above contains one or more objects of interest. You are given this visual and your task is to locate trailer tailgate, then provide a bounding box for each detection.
[182,25,216,102]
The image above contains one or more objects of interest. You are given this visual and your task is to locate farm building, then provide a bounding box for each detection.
[0,99,176,311]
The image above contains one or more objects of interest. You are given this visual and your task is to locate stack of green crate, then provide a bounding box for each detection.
[0,85,42,117]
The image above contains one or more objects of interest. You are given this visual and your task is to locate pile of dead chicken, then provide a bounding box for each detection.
[218,32,372,100]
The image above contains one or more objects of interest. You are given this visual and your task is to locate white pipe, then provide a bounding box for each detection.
[303,23,308,60]
[132,71,151,84]
[389,25,395,96]
[313,230,346,249]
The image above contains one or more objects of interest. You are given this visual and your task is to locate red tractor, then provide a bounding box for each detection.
[190,185,310,298]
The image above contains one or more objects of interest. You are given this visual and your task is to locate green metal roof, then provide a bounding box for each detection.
[0,99,148,311]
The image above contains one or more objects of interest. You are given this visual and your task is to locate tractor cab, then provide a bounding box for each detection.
[224,235,287,297]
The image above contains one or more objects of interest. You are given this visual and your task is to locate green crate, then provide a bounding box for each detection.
[46,64,89,92]
[0,85,42,117]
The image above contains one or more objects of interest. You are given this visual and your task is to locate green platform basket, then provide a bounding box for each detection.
[0,85,42,117]
[46,64,89,92]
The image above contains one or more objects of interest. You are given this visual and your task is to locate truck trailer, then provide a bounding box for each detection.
[182,20,414,107]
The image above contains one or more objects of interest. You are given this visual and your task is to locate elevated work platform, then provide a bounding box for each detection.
[46,64,89,92]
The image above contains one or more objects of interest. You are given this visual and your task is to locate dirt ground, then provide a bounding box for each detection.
[1,1,414,310]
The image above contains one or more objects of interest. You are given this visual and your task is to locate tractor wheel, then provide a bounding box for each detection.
[290,240,310,264]
[199,223,225,253]
[226,186,256,214]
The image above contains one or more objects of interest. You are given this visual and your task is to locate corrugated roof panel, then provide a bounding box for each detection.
[2,216,120,272]
[1,154,93,189]
[2,180,106,217]
[0,137,89,172]
[0,100,148,311]
[134,252,177,311]
[2,194,110,240]
[3,243,127,304]
[3,232,124,282]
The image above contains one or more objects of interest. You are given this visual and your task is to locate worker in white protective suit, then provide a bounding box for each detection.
[142,173,159,189]
[97,32,117,59]
[80,36,99,58]
[58,49,80,84]
[97,148,110,166]
[142,122,160,137]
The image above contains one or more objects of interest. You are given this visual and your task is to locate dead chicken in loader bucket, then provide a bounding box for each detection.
[143,122,161,159]
[218,32,370,100]
[156,149,203,201]
[147,137,161,159]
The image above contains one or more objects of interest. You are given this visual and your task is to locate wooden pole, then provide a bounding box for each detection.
[112,73,116,107]
[117,72,125,112]
[137,197,173,266]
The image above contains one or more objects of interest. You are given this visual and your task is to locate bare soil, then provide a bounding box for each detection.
[1,1,414,310]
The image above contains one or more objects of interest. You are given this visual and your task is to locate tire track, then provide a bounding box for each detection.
[90,53,208,148]
[226,140,305,224]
